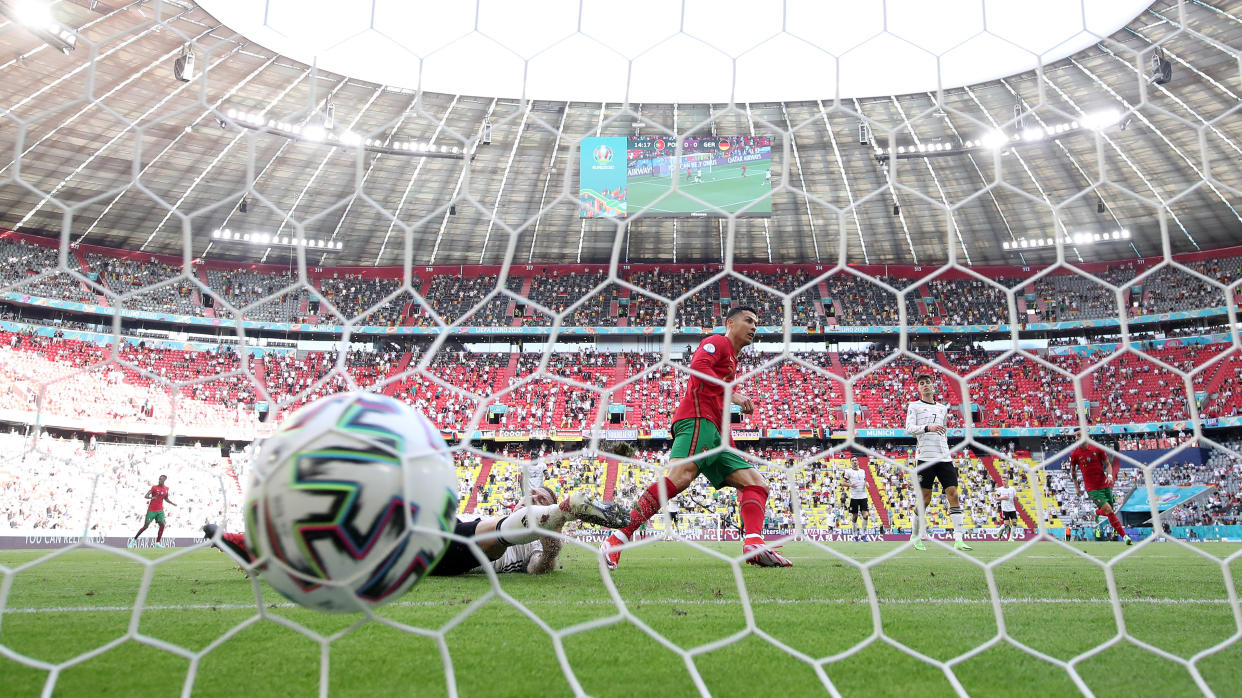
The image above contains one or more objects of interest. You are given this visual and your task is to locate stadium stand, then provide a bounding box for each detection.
[320,275,408,325]
[1,244,1240,537]
[204,268,309,322]
[0,433,242,532]
[86,254,202,314]
[0,238,1237,329]
[419,274,518,326]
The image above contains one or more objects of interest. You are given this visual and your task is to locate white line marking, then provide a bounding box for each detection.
[2,597,1233,614]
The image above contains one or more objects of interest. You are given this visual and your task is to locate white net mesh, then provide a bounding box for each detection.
[1,1,1241,695]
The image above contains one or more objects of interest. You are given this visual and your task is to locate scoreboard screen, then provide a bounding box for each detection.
[578,135,773,218]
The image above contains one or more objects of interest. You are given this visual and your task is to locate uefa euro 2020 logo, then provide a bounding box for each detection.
[593,144,613,165]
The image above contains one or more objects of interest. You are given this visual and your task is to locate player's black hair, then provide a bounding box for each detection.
[915,373,934,383]
[725,305,758,322]
[533,485,556,501]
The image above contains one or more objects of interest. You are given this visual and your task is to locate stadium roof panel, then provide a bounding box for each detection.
[0,0,1240,267]
[195,0,1154,103]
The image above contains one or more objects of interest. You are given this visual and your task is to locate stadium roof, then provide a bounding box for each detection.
[195,0,1155,103]
[0,0,1239,268]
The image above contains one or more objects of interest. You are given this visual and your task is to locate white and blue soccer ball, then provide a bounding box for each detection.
[245,392,458,613]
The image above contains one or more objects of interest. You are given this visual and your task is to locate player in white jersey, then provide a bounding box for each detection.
[524,461,548,490]
[995,480,1021,541]
[432,486,627,576]
[904,374,971,551]
[202,486,618,577]
[455,486,556,575]
[842,457,871,541]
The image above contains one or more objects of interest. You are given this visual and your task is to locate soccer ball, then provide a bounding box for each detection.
[245,392,458,613]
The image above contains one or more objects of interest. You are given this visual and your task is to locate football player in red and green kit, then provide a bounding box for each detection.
[1068,431,1133,545]
[129,474,176,548]
[601,306,793,568]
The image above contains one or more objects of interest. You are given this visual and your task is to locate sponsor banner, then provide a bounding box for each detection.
[845,420,1242,438]
[0,404,1235,443]
[1165,524,1242,541]
[567,530,1057,544]
[3,531,1053,550]
[724,152,767,165]
[1120,485,1212,513]
[1046,333,1235,356]
[858,428,906,438]
[0,535,207,550]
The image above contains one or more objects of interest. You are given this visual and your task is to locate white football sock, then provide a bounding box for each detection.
[495,504,569,546]
[950,508,964,540]
[910,515,921,540]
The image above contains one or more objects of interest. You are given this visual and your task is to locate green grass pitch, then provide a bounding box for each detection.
[628,162,773,216]
[1,541,1239,697]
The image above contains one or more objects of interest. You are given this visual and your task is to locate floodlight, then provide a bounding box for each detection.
[302,124,327,142]
[980,130,1008,149]
[1,0,77,53]
[1081,109,1121,130]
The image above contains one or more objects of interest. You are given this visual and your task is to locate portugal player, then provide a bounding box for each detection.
[129,474,176,548]
[1068,431,1132,545]
[601,306,793,568]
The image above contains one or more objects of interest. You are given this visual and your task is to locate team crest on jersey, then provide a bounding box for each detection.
[703,342,716,354]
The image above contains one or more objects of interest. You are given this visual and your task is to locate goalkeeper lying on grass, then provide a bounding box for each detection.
[203,486,628,576]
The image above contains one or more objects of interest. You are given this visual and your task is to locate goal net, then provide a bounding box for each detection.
[0,1,1240,696]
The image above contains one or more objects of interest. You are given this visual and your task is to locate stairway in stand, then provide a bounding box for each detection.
[860,457,890,528]
[251,355,268,394]
[602,459,620,502]
[383,352,414,395]
[71,247,104,302]
[981,456,1037,529]
[464,459,494,513]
